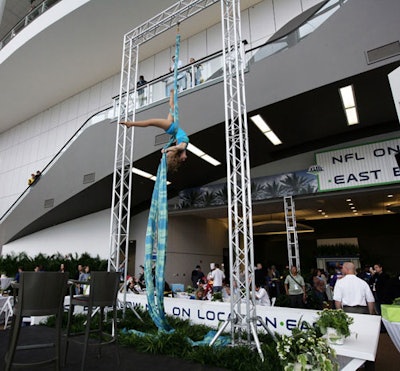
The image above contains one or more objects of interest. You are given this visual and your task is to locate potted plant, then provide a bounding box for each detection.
[315,309,354,345]
[276,323,337,371]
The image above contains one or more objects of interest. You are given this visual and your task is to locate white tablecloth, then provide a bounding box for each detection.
[382,318,400,352]
[0,277,13,290]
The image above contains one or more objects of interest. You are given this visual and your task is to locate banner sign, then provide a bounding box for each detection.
[120,293,318,336]
[316,138,400,191]
[118,293,381,361]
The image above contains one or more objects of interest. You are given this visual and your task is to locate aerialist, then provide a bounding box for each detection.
[119,89,189,172]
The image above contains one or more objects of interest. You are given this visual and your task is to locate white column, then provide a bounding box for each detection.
[0,0,7,28]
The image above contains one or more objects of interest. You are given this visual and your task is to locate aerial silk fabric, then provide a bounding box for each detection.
[144,33,181,332]
[144,154,172,332]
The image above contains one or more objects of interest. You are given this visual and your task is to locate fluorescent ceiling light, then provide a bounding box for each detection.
[132,142,221,183]
[186,143,221,166]
[339,85,359,125]
[132,167,170,184]
[250,115,282,145]
[345,107,359,125]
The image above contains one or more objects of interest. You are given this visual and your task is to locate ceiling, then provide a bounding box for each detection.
[2,0,400,243]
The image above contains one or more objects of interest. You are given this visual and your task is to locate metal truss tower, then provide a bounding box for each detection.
[284,196,300,271]
[109,0,265,356]
[210,0,265,359]
[108,0,219,299]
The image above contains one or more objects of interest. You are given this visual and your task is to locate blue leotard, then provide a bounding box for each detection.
[166,121,189,146]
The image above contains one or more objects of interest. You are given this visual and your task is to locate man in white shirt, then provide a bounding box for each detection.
[210,263,225,293]
[255,284,271,306]
[333,262,375,314]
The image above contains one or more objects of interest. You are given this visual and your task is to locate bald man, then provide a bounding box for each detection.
[333,262,375,315]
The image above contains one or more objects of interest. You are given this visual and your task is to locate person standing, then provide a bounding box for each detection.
[284,266,306,308]
[254,262,267,288]
[269,264,281,297]
[169,55,185,91]
[191,265,205,288]
[14,266,23,283]
[370,263,390,315]
[137,75,147,106]
[333,262,375,314]
[75,264,84,294]
[210,263,225,293]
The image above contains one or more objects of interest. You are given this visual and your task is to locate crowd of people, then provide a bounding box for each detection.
[187,260,400,315]
[280,261,400,318]
[17,258,397,316]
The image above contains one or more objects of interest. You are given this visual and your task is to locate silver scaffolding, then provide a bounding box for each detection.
[284,196,300,271]
[109,0,265,356]
[108,0,220,294]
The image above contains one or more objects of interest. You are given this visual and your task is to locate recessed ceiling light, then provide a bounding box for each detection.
[348,203,354,206]
[346,198,352,202]
[250,114,282,145]
[318,209,323,212]
[339,85,359,125]
[132,167,171,184]
[387,194,394,198]
[352,209,357,213]
[186,143,221,166]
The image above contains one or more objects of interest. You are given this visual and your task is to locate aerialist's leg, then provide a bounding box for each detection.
[123,117,172,131]
[119,89,175,131]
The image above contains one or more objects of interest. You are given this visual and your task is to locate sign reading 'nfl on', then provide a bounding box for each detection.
[316,138,400,191]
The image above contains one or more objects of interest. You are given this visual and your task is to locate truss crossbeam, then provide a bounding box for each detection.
[125,0,220,45]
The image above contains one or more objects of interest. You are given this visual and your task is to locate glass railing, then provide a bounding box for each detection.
[112,52,226,113]
[0,0,347,222]
[113,0,347,111]
[0,0,61,51]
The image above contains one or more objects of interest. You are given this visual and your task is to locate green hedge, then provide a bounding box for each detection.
[0,251,107,279]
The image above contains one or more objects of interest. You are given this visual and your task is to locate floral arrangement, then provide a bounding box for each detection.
[316,309,354,338]
[276,324,337,371]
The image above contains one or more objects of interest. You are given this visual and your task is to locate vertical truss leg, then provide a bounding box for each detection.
[209,0,265,359]
[108,36,138,299]
[284,196,300,271]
